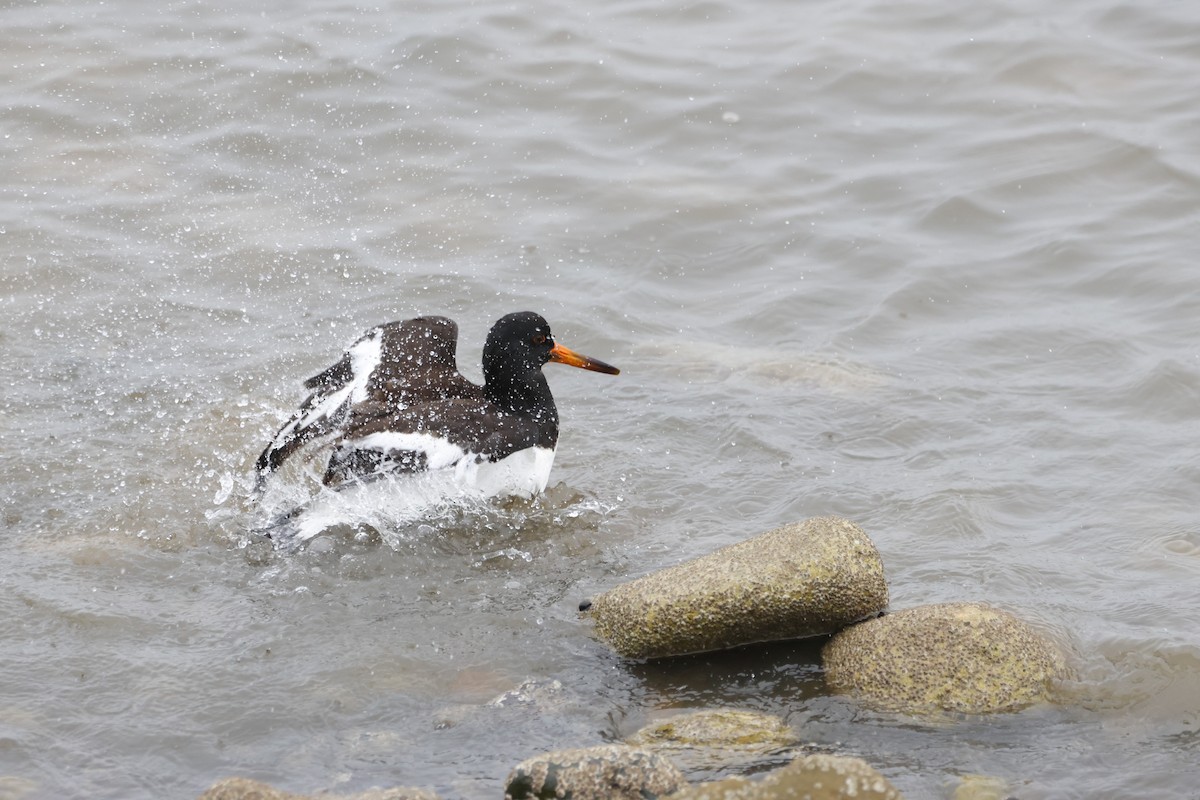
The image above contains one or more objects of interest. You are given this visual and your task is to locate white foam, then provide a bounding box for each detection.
[267,444,557,548]
[281,472,471,545]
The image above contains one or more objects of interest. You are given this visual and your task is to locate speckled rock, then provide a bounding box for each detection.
[585,517,888,659]
[666,753,903,799]
[628,709,798,751]
[823,602,1069,714]
[197,777,440,800]
[504,744,686,800]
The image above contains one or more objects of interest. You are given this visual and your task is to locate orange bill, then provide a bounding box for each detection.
[549,342,620,375]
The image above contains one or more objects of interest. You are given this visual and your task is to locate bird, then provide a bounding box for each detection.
[254,311,619,503]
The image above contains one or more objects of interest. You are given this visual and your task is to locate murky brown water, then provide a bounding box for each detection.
[3,0,1199,797]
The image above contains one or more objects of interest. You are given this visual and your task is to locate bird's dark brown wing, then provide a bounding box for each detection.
[363,315,481,406]
[254,315,482,490]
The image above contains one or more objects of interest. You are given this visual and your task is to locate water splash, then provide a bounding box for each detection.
[241,468,611,555]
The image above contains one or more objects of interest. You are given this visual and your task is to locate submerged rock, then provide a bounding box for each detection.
[486,677,566,709]
[666,753,903,799]
[628,708,797,751]
[198,777,440,800]
[0,776,39,800]
[436,676,567,729]
[628,708,801,773]
[584,516,888,659]
[822,602,1069,715]
[504,744,685,800]
[952,773,1013,800]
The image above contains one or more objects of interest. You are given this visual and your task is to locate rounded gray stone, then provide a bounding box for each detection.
[585,516,888,659]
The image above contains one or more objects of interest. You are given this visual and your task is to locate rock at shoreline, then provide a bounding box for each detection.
[666,753,903,799]
[198,778,439,800]
[504,744,685,800]
[823,602,1069,714]
[584,517,888,659]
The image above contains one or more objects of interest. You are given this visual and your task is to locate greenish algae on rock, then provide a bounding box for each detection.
[666,753,903,800]
[628,709,797,750]
[585,516,888,659]
[504,744,686,800]
[198,778,440,800]
[823,602,1069,715]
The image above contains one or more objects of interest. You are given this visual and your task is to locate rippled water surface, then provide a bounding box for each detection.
[3,0,1199,797]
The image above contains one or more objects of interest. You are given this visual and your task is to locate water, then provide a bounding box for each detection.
[2,0,1199,797]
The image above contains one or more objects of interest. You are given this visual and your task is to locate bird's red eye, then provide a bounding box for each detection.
[531,334,547,345]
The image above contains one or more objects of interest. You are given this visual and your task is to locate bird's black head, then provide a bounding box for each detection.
[484,311,555,377]
[483,311,620,382]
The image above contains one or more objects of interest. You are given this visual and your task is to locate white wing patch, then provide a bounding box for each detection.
[351,431,467,471]
[263,328,385,457]
[346,329,384,404]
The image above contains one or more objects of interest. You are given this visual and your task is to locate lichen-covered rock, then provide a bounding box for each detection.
[504,744,685,800]
[584,517,888,659]
[823,602,1069,714]
[197,777,440,800]
[666,753,903,799]
[628,709,797,751]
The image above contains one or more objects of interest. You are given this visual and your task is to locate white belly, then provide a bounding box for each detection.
[456,446,556,499]
[344,432,555,498]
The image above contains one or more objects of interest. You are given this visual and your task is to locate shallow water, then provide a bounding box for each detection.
[2,0,1200,797]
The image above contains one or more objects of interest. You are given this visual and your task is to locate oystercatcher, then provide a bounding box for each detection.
[254,311,619,501]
